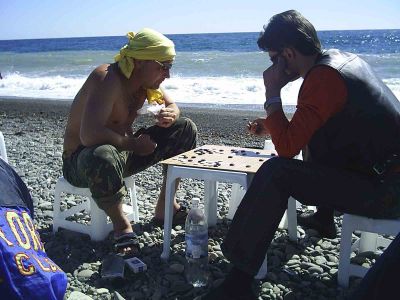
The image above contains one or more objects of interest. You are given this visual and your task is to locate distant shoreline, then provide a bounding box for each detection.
[0,97,297,114]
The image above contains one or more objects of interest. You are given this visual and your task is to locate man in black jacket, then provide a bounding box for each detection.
[203,10,400,300]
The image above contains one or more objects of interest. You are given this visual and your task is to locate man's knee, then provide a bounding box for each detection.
[92,144,121,163]
[171,117,197,151]
[255,156,299,188]
[78,145,127,204]
[78,144,125,186]
[176,117,197,139]
[260,156,291,173]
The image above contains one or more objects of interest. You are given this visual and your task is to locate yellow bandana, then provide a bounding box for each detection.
[114,28,175,104]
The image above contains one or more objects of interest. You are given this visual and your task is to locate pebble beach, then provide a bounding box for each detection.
[0,97,370,300]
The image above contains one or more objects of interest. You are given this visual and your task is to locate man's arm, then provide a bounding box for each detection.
[264,66,347,158]
[155,88,180,128]
[247,56,290,138]
[126,126,134,136]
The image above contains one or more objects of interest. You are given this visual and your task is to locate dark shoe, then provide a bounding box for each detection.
[201,284,257,300]
[297,211,337,239]
[153,205,188,227]
[113,232,141,258]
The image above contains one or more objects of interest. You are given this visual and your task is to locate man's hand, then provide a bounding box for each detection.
[247,118,270,137]
[155,107,178,128]
[263,56,297,99]
[125,134,157,156]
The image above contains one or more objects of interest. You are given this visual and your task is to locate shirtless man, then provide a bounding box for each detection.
[62,28,197,255]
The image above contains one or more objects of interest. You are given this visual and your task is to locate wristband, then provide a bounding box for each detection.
[264,96,282,111]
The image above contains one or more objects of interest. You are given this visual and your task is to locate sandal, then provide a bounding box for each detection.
[113,232,141,258]
[153,205,188,227]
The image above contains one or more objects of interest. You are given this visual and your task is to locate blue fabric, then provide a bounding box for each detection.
[0,159,67,300]
[0,159,34,215]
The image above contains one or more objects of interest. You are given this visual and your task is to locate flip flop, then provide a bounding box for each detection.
[113,232,141,258]
[153,205,188,227]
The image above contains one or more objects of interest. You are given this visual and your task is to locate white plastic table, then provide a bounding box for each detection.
[160,144,273,260]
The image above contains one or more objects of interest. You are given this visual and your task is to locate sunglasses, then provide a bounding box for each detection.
[154,60,173,71]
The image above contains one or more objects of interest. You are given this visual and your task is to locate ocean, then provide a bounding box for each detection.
[0,30,399,109]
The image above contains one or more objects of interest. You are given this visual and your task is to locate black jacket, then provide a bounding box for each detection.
[305,49,400,175]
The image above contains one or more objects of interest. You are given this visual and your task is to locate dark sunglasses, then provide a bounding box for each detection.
[154,60,173,71]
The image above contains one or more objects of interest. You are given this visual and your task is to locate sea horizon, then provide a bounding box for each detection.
[2,28,400,42]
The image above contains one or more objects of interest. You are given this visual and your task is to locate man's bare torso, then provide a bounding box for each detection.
[63,63,146,155]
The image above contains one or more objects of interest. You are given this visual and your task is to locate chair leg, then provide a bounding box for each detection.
[227,183,245,220]
[278,210,288,229]
[52,181,63,233]
[89,198,112,241]
[359,232,378,252]
[287,197,298,242]
[161,168,178,260]
[131,180,139,223]
[338,214,354,287]
[255,254,268,279]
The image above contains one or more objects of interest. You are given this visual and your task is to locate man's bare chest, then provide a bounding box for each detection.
[110,96,146,124]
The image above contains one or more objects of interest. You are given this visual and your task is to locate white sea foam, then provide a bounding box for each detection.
[0,73,399,106]
[0,73,85,99]
[163,76,302,105]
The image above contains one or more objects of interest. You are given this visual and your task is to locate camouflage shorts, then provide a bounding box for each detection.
[62,117,197,210]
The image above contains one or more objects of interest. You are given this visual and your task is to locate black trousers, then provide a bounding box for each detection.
[221,157,400,275]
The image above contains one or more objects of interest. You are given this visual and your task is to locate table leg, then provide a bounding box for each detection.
[287,197,298,241]
[204,180,217,226]
[161,166,177,260]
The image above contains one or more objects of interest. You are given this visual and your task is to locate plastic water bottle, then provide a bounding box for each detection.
[185,197,209,287]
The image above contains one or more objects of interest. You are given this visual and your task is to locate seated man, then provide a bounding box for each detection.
[0,159,67,299]
[62,28,197,255]
[203,10,400,300]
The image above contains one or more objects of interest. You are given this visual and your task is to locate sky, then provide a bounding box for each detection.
[0,0,399,40]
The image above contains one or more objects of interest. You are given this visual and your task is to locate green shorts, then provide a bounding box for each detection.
[62,117,197,210]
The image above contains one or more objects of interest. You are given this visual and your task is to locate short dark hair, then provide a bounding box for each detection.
[257,10,322,56]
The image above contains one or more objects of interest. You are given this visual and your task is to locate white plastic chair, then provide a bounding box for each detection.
[0,131,9,163]
[53,176,139,241]
[337,213,400,287]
